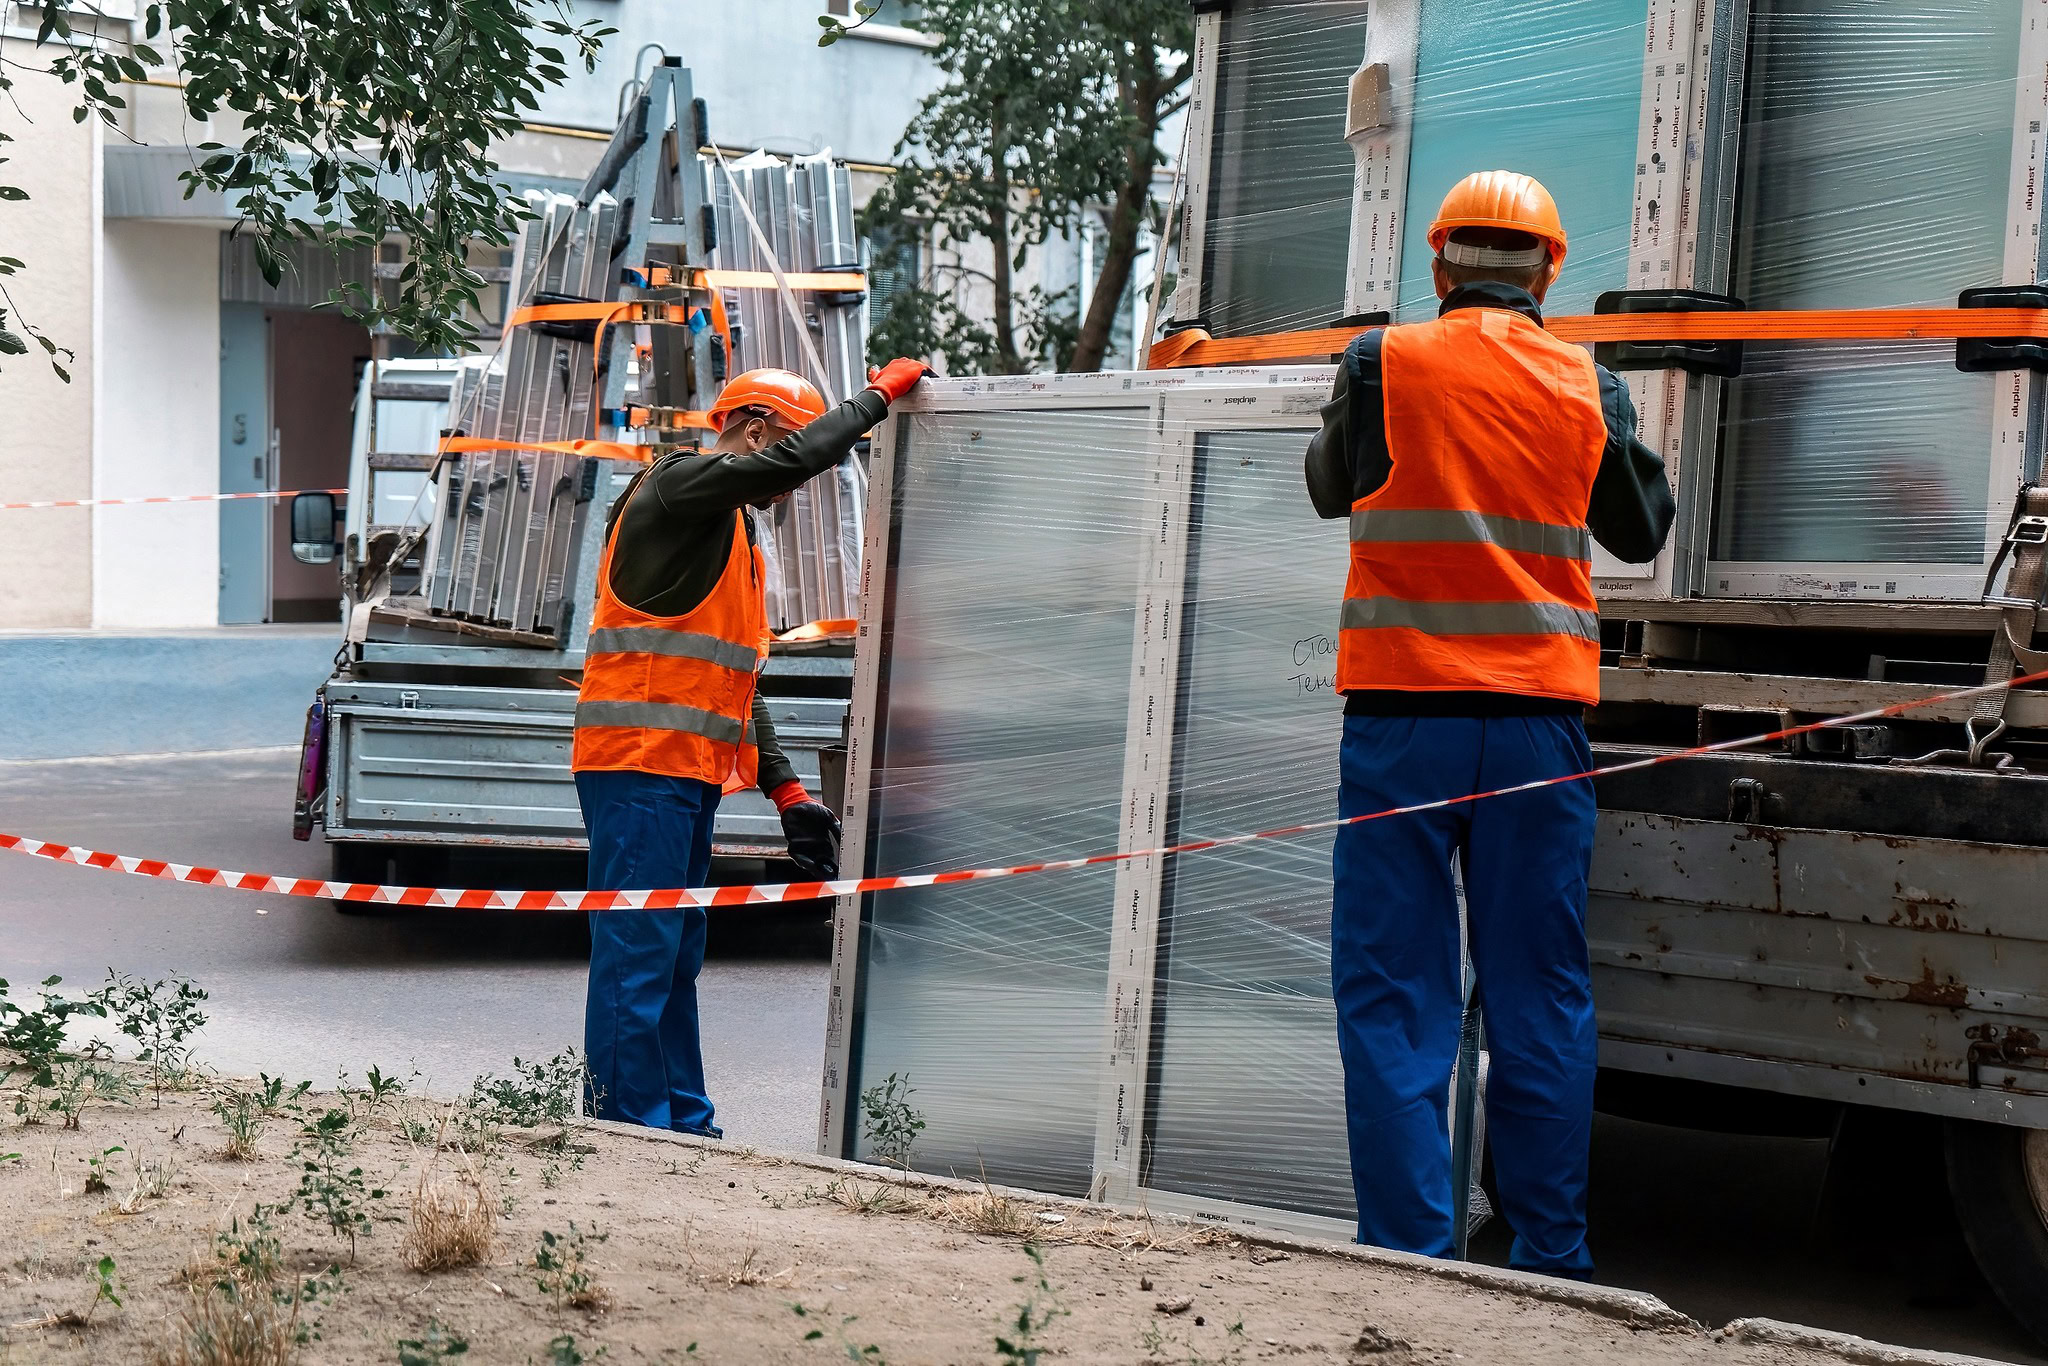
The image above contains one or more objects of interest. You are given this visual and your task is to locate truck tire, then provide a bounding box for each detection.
[1944,1118,2048,1344]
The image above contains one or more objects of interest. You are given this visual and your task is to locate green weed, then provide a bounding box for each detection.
[93,971,209,1106]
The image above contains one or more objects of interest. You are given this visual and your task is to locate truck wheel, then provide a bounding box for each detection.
[1944,1119,2048,1344]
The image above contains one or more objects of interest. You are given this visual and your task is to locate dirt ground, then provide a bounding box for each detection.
[0,1071,1974,1366]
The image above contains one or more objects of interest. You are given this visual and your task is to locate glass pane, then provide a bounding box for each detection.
[1144,429,1355,1219]
[1713,0,2015,565]
[850,408,1152,1196]
[1397,0,1648,319]
[1200,0,1370,336]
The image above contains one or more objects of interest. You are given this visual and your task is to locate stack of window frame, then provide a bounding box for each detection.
[1170,0,2048,604]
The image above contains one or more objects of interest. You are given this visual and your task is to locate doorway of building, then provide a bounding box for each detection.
[269,309,372,621]
[216,304,373,624]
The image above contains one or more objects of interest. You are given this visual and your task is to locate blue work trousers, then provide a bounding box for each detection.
[577,768,723,1137]
[1332,712,1598,1277]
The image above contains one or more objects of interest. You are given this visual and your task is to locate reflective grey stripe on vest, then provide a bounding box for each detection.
[1349,508,1590,562]
[574,700,747,746]
[1341,596,1600,641]
[585,626,760,673]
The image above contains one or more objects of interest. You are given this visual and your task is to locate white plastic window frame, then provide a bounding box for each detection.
[1693,0,2048,602]
[819,370,1364,1245]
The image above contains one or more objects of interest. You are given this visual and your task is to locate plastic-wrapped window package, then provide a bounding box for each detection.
[1142,429,1353,1219]
[1179,0,1715,599]
[820,373,1497,1239]
[1394,0,1646,320]
[1188,0,1654,330]
[1195,0,1370,336]
[1709,0,2020,580]
[1173,0,2048,601]
[844,408,1153,1196]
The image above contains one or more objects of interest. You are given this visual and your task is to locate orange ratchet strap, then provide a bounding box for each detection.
[1146,307,2048,369]
[502,298,721,434]
[634,264,867,293]
[506,299,675,330]
[438,436,653,462]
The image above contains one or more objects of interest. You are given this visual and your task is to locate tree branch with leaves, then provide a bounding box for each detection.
[0,0,614,378]
[830,0,1189,376]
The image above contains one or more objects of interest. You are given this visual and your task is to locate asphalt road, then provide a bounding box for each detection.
[0,749,828,1154]
[1,750,2043,1363]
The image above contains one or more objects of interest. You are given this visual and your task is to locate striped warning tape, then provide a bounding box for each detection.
[4,669,2043,914]
[0,488,345,512]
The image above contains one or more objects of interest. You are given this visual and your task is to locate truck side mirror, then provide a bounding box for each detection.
[290,490,340,565]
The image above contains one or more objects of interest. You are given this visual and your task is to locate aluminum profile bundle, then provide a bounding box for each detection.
[414,137,873,639]
[421,192,619,635]
[713,150,869,631]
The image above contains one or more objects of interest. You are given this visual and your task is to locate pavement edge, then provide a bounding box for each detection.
[590,1120,2025,1364]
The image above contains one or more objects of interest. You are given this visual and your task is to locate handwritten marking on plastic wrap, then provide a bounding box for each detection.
[1290,634,1338,697]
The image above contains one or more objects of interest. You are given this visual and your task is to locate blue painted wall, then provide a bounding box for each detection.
[0,631,337,760]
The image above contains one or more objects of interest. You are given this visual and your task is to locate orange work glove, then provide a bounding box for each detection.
[865,358,932,404]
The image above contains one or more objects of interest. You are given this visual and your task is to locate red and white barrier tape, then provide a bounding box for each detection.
[4,670,2042,914]
[0,488,345,512]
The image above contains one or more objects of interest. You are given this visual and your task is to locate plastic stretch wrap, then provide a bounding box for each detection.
[1712,0,2019,569]
[1197,1,1370,336]
[1182,0,2045,598]
[850,409,1149,1196]
[713,150,868,632]
[833,378,1489,1232]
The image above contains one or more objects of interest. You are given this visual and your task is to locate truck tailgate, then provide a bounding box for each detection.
[325,680,844,856]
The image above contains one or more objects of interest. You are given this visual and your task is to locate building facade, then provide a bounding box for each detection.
[0,0,941,631]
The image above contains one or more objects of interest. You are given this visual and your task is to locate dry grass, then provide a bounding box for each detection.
[930,1180,1039,1239]
[686,1233,797,1290]
[151,1284,301,1366]
[401,1150,496,1274]
[117,1148,178,1214]
[724,1247,768,1287]
[155,1219,303,1366]
[731,1145,791,1167]
[209,1091,265,1163]
[825,1176,920,1216]
[917,1179,1240,1255]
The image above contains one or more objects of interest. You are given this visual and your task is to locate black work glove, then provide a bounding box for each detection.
[780,800,842,880]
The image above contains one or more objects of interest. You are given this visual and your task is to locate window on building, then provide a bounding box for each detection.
[866,224,922,332]
[831,1,922,24]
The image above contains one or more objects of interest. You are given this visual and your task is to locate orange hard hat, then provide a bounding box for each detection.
[1427,170,1568,268]
[707,368,828,433]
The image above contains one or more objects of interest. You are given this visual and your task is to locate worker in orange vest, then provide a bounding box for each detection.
[1304,172,1674,1276]
[574,360,930,1135]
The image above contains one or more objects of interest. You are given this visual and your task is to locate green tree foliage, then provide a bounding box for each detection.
[0,0,614,377]
[845,0,1190,375]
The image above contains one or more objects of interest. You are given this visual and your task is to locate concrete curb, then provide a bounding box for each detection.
[589,1120,2027,1364]
[589,1120,1712,1341]
[1718,1319,2021,1366]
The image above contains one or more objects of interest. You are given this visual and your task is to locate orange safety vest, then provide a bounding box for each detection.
[1336,306,1606,706]
[572,497,769,792]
